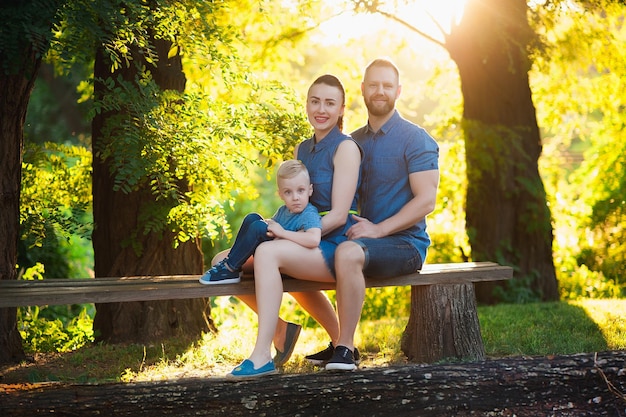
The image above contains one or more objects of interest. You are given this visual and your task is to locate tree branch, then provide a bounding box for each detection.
[371,7,447,49]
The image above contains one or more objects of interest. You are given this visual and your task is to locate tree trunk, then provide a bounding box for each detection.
[0,65,31,363]
[446,0,559,302]
[91,37,211,344]
[1,351,624,416]
[402,284,485,363]
[0,1,56,363]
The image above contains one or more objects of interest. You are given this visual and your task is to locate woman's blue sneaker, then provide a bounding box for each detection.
[199,260,241,285]
[228,359,278,379]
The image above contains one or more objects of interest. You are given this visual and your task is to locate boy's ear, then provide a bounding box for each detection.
[309,184,314,196]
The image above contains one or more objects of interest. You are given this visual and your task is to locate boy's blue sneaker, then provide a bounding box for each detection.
[227,359,278,379]
[199,260,241,285]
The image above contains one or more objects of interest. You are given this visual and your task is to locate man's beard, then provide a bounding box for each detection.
[364,95,395,117]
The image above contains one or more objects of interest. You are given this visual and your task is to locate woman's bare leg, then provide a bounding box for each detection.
[290,292,338,344]
[211,250,338,351]
[246,240,335,367]
[246,242,285,367]
[211,251,292,350]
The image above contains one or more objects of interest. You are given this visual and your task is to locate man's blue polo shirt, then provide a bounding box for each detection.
[351,110,439,263]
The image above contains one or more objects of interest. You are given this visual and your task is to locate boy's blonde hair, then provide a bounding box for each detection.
[276,159,310,182]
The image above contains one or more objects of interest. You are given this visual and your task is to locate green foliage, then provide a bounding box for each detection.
[0,0,62,75]
[19,234,69,279]
[15,2,626,359]
[572,135,626,287]
[47,0,314,250]
[361,287,410,319]
[19,121,93,291]
[426,140,471,264]
[16,264,95,353]
[18,306,95,353]
[92,66,309,247]
[19,142,94,279]
[558,261,623,300]
[21,142,92,244]
[49,0,186,72]
[533,1,626,294]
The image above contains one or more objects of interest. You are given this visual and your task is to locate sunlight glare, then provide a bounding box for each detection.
[403,0,467,32]
[314,0,468,47]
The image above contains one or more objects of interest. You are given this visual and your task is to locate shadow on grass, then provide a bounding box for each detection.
[3,301,618,384]
[478,301,609,357]
[0,335,200,384]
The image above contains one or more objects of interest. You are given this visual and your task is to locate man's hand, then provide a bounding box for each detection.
[346,215,384,240]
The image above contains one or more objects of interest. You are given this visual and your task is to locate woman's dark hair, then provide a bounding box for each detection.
[309,74,345,131]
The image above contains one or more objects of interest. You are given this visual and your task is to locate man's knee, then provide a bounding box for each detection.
[336,241,365,266]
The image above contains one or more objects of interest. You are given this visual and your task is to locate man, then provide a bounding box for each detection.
[325,58,440,370]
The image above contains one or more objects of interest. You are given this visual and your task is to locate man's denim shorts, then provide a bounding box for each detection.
[352,236,423,278]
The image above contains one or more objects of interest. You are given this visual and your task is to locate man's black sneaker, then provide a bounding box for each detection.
[305,342,360,366]
[325,345,357,371]
[305,342,334,365]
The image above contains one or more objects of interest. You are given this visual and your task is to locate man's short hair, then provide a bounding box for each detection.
[364,57,400,80]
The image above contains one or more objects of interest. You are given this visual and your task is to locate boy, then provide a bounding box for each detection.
[200,159,322,285]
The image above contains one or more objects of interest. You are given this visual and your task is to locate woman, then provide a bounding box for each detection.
[219,74,361,378]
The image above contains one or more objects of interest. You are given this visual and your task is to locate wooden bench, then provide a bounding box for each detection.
[0,261,513,363]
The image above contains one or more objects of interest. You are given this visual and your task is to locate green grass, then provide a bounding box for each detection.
[2,298,624,384]
[478,300,624,356]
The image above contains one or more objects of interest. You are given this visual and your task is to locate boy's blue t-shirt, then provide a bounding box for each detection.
[271,203,321,232]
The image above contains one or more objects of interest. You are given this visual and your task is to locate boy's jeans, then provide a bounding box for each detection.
[226,213,273,270]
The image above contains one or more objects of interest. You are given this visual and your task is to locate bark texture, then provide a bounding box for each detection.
[446,0,559,302]
[0,70,32,365]
[0,0,56,363]
[1,351,624,416]
[91,36,210,343]
[402,284,485,363]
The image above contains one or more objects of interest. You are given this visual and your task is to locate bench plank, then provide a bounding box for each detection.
[0,262,512,308]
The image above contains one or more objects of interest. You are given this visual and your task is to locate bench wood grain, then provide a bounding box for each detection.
[0,262,512,308]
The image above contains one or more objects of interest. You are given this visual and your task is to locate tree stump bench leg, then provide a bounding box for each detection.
[401,283,486,363]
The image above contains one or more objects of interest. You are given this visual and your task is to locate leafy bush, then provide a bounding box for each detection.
[17,264,95,353]
[18,306,94,353]
[558,263,623,300]
[20,142,93,280]
[361,286,410,320]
